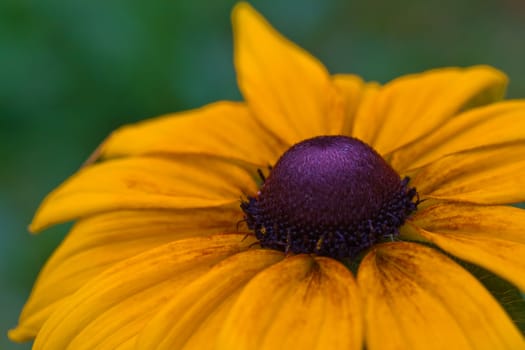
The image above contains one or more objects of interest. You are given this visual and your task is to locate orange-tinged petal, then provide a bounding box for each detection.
[10,206,245,341]
[410,141,525,204]
[25,234,254,349]
[30,155,256,232]
[414,227,525,292]
[233,3,346,146]
[218,255,362,350]
[332,74,380,135]
[180,289,241,350]
[407,203,525,291]
[358,242,524,350]
[136,249,284,349]
[408,202,525,244]
[114,339,135,350]
[389,101,525,172]
[406,202,525,290]
[100,101,285,167]
[351,66,507,155]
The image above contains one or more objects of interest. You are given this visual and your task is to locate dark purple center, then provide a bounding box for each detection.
[241,135,418,259]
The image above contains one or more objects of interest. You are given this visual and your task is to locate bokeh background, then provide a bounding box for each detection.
[1,0,524,348]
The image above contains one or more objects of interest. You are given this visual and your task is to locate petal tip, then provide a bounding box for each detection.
[81,140,105,167]
[28,223,41,234]
[7,326,33,343]
[29,212,46,233]
[469,64,509,96]
[232,2,257,21]
[232,2,272,39]
[472,64,508,81]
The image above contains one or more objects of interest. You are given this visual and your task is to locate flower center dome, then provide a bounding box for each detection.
[241,135,419,259]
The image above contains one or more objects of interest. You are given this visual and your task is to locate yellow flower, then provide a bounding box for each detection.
[9,3,525,349]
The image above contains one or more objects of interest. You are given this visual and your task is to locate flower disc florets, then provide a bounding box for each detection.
[241,135,419,259]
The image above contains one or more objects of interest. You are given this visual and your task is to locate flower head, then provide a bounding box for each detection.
[241,135,419,258]
[9,3,525,349]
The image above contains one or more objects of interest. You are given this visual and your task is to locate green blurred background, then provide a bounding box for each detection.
[1,0,524,348]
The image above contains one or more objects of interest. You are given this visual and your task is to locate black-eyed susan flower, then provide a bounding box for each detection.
[9,3,525,349]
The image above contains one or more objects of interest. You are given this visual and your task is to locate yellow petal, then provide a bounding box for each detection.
[408,202,525,244]
[406,202,525,290]
[30,155,256,232]
[358,242,524,350]
[406,204,525,291]
[389,101,525,172]
[351,66,507,155]
[332,74,380,135]
[100,101,285,167]
[26,234,254,349]
[421,229,525,292]
[410,141,525,204]
[9,206,244,342]
[136,249,284,349]
[218,255,363,350]
[181,289,241,350]
[233,3,346,146]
